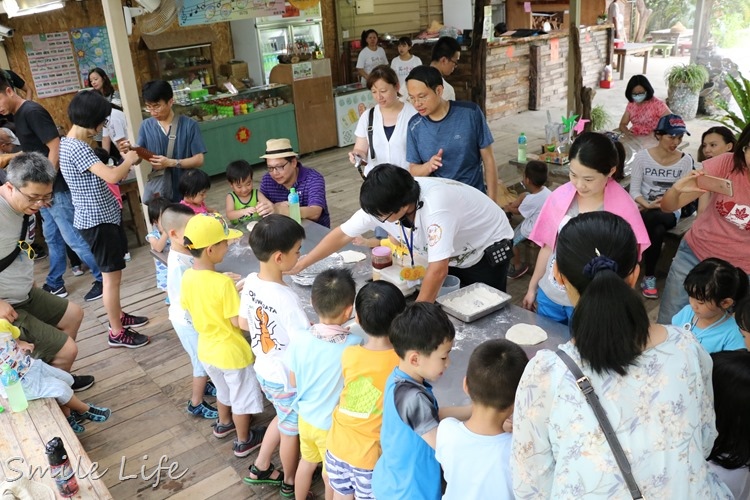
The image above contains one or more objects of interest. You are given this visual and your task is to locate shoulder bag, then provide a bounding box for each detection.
[555,349,644,499]
[0,215,30,274]
[142,118,180,203]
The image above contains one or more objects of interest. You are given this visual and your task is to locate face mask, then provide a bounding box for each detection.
[632,93,646,103]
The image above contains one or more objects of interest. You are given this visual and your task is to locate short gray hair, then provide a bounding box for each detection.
[6,152,56,188]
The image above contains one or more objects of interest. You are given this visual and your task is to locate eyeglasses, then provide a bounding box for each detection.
[449,58,459,66]
[18,240,35,260]
[13,186,53,205]
[267,160,290,173]
[375,211,394,223]
[145,102,164,111]
[410,91,436,105]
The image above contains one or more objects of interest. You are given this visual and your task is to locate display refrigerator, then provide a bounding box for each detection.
[231,2,323,85]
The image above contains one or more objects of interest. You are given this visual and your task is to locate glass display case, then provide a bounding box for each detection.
[172,83,292,121]
[150,44,217,93]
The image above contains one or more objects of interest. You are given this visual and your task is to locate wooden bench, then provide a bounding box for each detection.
[666,212,695,240]
[0,398,113,498]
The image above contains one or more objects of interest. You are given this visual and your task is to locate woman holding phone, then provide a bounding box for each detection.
[658,122,750,323]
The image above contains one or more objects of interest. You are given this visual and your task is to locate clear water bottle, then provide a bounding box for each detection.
[517,132,528,163]
[288,188,301,224]
[1,363,28,413]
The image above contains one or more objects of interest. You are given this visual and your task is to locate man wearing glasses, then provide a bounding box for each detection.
[119,80,206,202]
[405,65,499,202]
[259,138,330,227]
[0,153,93,389]
[429,36,461,101]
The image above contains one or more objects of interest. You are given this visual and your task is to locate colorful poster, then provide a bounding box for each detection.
[70,26,116,87]
[23,32,80,98]
[179,0,285,26]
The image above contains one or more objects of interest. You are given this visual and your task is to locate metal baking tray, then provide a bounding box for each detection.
[436,283,512,323]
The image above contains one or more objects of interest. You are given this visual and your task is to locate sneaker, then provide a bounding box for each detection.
[641,276,659,299]
[84,281,103,301]
[187,400,219,419]
[204,380,217,397]
[232,427,266,458]
[507,262,530,280]
[31,244,47,261]
[121,312,149,328]
[42,283,68,298]
[71,266,85,277]
[67,415,85,434]
[81,404,111,422]
[71,374,95,392]
[123,252,131,262]
[212,419,236,439]
[108,327,150,349]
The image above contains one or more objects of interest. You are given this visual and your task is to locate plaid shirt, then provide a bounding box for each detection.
[59,137,121,229]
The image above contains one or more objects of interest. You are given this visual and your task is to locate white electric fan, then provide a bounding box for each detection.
[123,0,178,36]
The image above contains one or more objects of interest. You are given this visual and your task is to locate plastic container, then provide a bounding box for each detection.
[0,362,28,413]
[517,132,528,162]
[438,275,461,297]
[371,246,393,280]
[288,188,301,224]
[46,437,79,497]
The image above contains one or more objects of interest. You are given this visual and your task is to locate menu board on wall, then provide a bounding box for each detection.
[23,32,80,98]
[179,0,285,26]
[71,26,116,87]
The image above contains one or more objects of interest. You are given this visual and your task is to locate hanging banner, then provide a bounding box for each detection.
[23,32,80,98]
[70,26,117,87]
[179,0,285,26]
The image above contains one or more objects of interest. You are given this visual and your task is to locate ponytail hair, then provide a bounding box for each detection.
[708,350,750,469]
[556,212,649,375]
[683,258,749,309]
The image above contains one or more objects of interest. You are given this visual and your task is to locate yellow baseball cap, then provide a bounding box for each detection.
[184,213,243,249]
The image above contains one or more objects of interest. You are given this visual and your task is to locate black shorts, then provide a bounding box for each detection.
[79,223,127,273]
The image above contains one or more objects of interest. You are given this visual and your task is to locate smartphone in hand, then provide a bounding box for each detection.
[697,175,733,197]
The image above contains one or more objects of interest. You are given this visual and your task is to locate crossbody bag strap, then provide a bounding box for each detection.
[0,214,30,274]
[166,117,179,160]
[555,349,644,500]
[367,107,375,160]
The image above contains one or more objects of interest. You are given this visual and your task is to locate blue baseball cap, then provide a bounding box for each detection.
[655,114,690,136]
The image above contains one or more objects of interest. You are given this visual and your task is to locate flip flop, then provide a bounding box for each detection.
[243,463,283,486]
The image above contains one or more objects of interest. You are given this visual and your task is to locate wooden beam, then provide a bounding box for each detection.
[471,0,490,113]
[529,44,542,110]
[567,0,581,113]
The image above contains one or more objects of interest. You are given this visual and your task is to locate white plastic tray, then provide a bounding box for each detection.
[436,283,511,322]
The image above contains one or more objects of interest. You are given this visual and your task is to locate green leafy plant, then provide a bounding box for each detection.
[713,71,750,136]
[665,64,709,93]
[590,104,611,131]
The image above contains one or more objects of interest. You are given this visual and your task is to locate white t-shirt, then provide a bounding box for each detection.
[166,249,194,326]
[390,54,422,95]
[354,102,417,174]
[102,108,127,142]
[340,177,514,268]
[356,46,388,85]
[629,150,693,202]
[239,273,310,387]
[436,418,513,500]
[519,187,552,239]
[441,77,456,101]
[708,462,750,500]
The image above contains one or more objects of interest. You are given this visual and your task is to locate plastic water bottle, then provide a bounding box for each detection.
[517,132,528,163]
[46,437,79,497]
[288,188,301,224]
[1,363,28,413]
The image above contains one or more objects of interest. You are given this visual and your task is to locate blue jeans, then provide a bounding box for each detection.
[42,190,102,289]
[537,287,575,325]
[657,238,700,324]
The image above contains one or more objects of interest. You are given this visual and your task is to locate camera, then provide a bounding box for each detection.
[0,25,15,38]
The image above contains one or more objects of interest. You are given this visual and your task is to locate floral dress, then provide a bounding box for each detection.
[511,325,732,499]
[626,97,669,135]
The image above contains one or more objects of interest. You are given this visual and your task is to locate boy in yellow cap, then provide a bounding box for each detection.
[180,213,266,457]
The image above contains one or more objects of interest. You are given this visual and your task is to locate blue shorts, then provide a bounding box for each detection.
[21,361,74,405]
[257,374,298,436]
[512,225,527,247]
[325,450,374,500]
[171,321,207,377]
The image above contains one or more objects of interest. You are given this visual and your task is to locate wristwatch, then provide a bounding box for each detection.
[174,160,182,168]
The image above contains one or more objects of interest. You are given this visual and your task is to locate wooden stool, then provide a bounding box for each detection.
[119,179,147,247]
[651,43,674,57]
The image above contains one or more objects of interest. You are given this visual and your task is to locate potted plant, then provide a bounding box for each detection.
[597,14,608,25]
[713,71,750,136]
[665,63,709,120]
[590,104,611,131]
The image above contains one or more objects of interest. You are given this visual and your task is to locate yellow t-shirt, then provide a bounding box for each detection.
[326,345,399,469]
[180,268,254,370]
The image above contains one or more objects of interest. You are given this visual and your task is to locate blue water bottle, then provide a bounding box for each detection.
[517,132,528,163]
[288,188,301,224]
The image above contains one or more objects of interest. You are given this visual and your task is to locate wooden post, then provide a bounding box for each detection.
[471,0,490,113]
[567,0,581,114]
[691,0,709,64]
[529,45,542,110]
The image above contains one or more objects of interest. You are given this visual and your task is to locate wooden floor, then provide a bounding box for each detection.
[31,139,670,498]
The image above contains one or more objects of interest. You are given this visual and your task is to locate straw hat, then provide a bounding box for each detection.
[260,138,298,160]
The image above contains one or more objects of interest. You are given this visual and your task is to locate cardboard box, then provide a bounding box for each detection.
[222,61,249,80]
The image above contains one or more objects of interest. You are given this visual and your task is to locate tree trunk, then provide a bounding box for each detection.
[471,0,490,113]
[634,0,652,42]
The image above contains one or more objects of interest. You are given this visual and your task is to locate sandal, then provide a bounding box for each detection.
[243,463,283,486]
[280,482,314,499]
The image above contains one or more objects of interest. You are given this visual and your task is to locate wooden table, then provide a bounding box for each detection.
[0,398,113,498]
[649,29,693,56]
[119,179,147,247]
[614,43,655,80]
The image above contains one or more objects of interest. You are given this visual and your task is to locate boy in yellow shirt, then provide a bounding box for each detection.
[180,213,266,457]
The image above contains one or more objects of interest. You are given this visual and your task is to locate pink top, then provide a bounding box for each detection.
[626,97,669,135]
[529,179,651,257]
[686,153,750,273]
[180,200,208,214]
